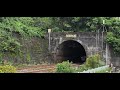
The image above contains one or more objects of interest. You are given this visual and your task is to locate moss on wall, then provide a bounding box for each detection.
[1,34,52,64]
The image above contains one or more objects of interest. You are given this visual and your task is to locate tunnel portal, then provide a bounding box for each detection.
[56,40,87,64]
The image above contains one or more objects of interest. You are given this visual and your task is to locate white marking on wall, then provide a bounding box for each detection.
[66,34,76,38]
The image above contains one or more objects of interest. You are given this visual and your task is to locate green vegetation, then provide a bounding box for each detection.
[56,61,75,73]
[106,32,120,54]
[0,17,52,64]
[75,64,88,72]
[26,52,31,64]
[56,54,105,73]
[85,54,102,68]
[51,17,120,54]
[76,54,104,72]
[0,35,21,55]
[0,65,16,73]
[0,17,120,64]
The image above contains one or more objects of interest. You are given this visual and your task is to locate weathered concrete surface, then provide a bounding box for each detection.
[48,32,105,63]
[3,32,120,66]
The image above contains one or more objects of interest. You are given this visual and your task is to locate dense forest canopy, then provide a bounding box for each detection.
[0,17,120,56]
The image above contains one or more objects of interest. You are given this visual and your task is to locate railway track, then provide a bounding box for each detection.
[17,64,56,73]
[17,64,80,73]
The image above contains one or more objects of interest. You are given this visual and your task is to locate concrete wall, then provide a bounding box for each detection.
[50,32,104,60]
[2,33,52,64]
[2,32,120,65]
[110,47,120,67]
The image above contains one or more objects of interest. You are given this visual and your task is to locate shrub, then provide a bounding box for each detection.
[56,54,104,73]
[0,36,22,54]
[26,53,31,64]
[85,54,102,68]
[56,61,75,73]
[0,65,16,73]
[77,54,104,72]
[76,64,89,72]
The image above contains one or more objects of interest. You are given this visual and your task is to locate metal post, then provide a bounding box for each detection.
[48,29,51,51]
[105,25,108,65]
[49,32,50,51]
[102,20,105,60]
[102,26,104,50]
[102,20,105,50]
[98,29,99,46]
[106,42,108,65]
[96,30,97,52]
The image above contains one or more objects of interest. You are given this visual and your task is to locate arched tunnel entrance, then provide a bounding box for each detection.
[55,40,87,64]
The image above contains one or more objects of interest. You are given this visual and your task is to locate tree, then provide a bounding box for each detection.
[51,17,120,54]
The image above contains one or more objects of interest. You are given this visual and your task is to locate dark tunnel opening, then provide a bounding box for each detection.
[56,40,87,64]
